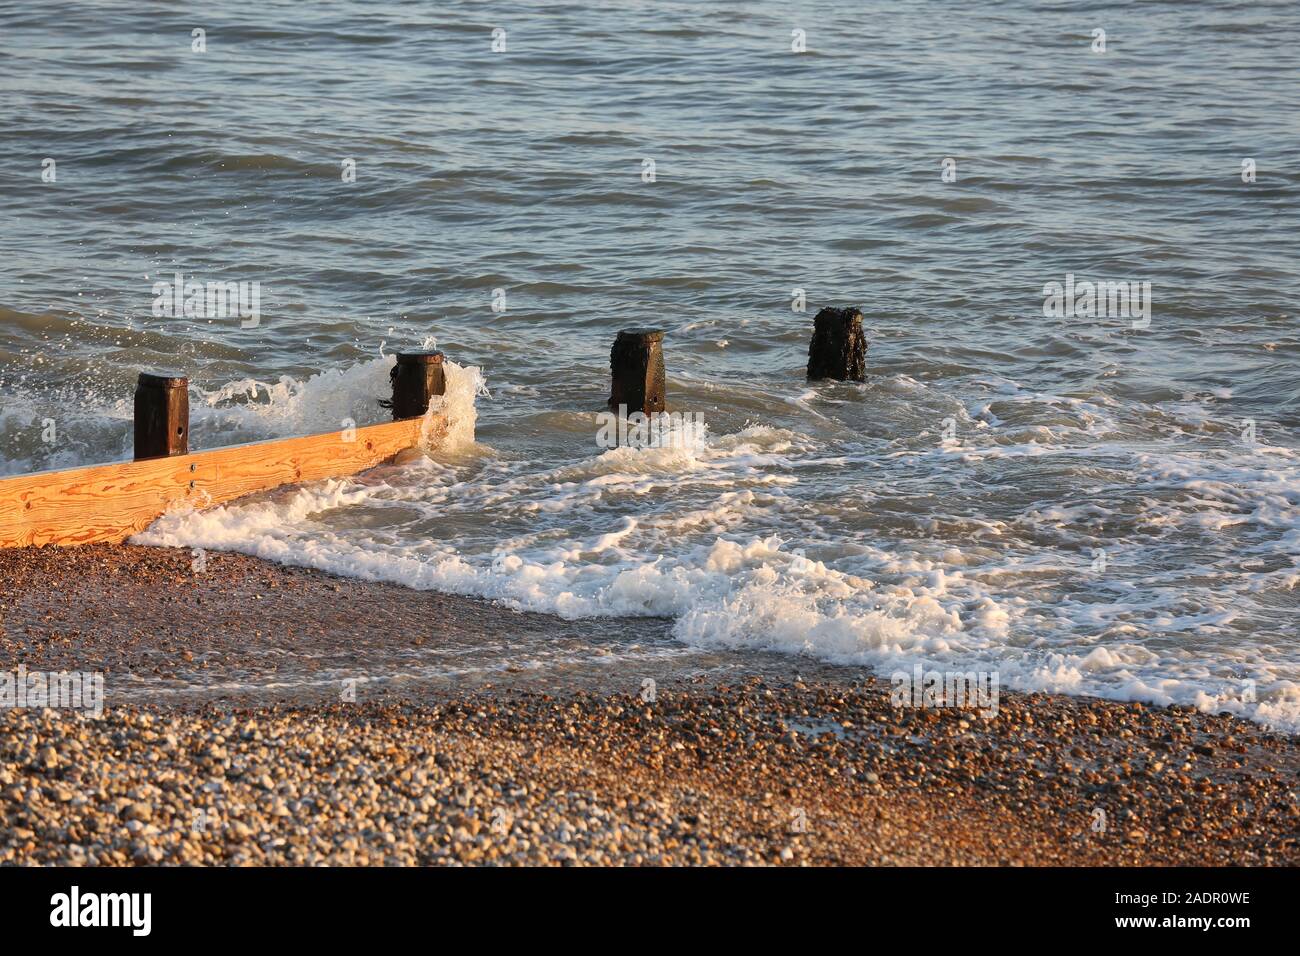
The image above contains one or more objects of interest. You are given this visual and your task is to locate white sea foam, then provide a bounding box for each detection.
[130,363,1300,732]
[0,386,132,476]
[189,357,395,444]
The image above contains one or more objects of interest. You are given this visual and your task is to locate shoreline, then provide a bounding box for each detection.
[1,543,1297,865]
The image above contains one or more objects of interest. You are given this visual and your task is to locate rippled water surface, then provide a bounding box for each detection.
[2,2,1299,726]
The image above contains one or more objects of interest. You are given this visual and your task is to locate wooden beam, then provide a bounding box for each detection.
[0,416,445,549]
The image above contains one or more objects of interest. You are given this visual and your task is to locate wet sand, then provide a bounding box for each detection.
[1,544,1297,865]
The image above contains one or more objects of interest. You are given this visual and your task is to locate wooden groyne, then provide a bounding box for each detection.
[0,351,447,548]
[1,307,869,549]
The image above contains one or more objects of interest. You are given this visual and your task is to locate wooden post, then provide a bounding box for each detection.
[390,350,446,419]
[608,329,666,415]
[807,307,867,382]
[133,371,189,460]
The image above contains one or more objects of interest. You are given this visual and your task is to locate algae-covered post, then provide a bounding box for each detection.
[133,371,189,460]
[390,350,446,420]
[608,328,666,415]
[807,307,867,382]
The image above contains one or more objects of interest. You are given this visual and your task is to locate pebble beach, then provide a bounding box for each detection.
[1,545,1296,866]
[2,0,1298,889]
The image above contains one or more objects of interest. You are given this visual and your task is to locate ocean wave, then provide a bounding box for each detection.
[132,363,1300,733]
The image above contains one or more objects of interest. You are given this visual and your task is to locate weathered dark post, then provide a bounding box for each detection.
[390,350,446,419]
[133,371,189,460]
[608,329,666,415]
[807,307,867,382]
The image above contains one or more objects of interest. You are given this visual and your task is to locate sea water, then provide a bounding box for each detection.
[1,2,1297,727]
